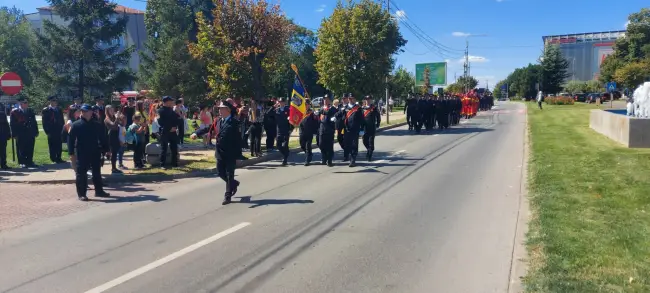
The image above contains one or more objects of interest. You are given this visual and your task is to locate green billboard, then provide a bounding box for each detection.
[415,62,447,86]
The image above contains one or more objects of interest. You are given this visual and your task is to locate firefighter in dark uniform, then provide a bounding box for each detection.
[436,96,447,130]
[42,95,65,163]
[263,98,277,150]
[418,95,431,131]
[0,104,10,169]
[362,95,381,162]
[405,95,418,131]
[191,101,242,205]
[248,100,264,157]
[343,95,364,167]
[67,104,110,201]
[317,95,337,167]
[275,97,292,166]
[335,94,349,155]
[10,96,39,168]
[158,96,181,169]
[298,100,319,166]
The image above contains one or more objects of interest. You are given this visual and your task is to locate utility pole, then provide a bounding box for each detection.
[463,39,469,92]
[385,0,390,124]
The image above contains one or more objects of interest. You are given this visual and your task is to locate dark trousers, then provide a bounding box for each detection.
[241,123,250,148]
[47,134,62,162]
[249,123,263,155]
[264,124,276,149]
[362,132,375,153]
[336,130,344,151]
[299,134,313,162]
[344,132,359,160]
[159,133,179,167]
[178,124,185,145]
[134,141,145,167]
[538,101,543,109]
[75,153,103,198]
[0,139,7,167]
[16,136,35,165]
[277,134,290,160]
[319,133,334,164]
[217,158,237,196]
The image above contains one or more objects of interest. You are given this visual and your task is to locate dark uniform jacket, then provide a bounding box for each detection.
[298,111,319,137]
[0,111,10,141]
[275,106,292,135]
[67,117,109,156]
[10,108,39,138]
[42,106,65,136]
[195,116,242,161]
[335,104,347,132]
[317,105,338,135]
[344,104,365,133]
[157,106,182,135]
[362,105,381,134]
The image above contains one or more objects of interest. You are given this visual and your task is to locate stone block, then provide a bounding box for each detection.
[145,143,181,165]
[590,109,650,148]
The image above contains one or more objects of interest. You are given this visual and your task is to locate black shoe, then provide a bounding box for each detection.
[349,161,356,167]
[327,161,334,167]
[232,181,240,196]
[112,169,123,174]
[343,157,349,162]
[78,196,89,201]
[95,191,110,197]
[281,159,288,166]
[222,195,232,205]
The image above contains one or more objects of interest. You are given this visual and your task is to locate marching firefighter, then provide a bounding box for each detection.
[317,95,337,167]
[343,94,364,167]
[335,94,350,155]
[405,94,419,131]
[42,95,65,164]
[298,100,319,166]
[362,95,381,162]
[263,98,277,150]
[248,100,264,157]
[10,96,39,168]
[275,97,292,166]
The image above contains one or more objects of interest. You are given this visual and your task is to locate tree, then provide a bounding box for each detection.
[0,7,47,101]
[564,80,586,94]
[189,0,294,100]
[420,65,431,94]
[614,59,650,89]
[389,65,414,99]
[315,0,406,98]
[139,0,208,103]
[585,80,603,93]
[457,75,478,91]
[540,45,570,94]
[30,0,136,101]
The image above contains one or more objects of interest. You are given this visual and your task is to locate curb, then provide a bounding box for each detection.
[5,122,407,185]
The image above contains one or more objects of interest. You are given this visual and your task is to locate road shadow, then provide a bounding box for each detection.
[380,126,493,136]
[236,196,314,208]
[90,194,167,203]
[333,168,388,174]
[103,183,154,193]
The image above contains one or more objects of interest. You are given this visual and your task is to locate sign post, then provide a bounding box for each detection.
[606,81,616,109]
[0,72,24,162]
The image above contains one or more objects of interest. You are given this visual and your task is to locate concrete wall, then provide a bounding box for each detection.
[589,109,650,148]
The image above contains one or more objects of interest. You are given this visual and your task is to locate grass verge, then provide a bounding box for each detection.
[524,103,650,292]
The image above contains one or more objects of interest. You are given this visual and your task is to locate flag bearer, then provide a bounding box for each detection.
[275,97,292,166]
[299,100,319,166]
[317,95,337,167]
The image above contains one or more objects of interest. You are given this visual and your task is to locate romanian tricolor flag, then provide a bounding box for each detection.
[289,64,308,126]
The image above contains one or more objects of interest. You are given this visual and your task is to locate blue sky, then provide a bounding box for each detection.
[4,0,647,89]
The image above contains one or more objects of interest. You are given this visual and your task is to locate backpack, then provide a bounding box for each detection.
[126,124,137,144]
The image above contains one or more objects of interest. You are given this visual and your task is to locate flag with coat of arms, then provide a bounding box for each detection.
[289,64,308,126]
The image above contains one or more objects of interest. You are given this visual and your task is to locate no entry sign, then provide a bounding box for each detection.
[0,72,24,96]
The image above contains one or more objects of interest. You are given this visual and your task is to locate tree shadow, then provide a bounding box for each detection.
[333,168,388,174]
[90,194,167,203]
[103,183,154,193]
[236,196,314,208]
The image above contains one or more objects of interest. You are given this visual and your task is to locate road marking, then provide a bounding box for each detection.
[84,222,251,293]
[395,150,406,154]
[433,134,440,136]
[374,160,388,164]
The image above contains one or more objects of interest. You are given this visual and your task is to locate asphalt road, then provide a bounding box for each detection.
[0,102,527,293]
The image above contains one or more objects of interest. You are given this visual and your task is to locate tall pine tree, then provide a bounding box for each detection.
[139,0,208,102]
[540,45,569,94]
[31,0,135,101]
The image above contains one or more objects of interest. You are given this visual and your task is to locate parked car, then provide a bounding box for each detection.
[586,93,600,103]
[573,93,587,102]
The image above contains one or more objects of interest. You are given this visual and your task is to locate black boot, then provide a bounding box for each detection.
[349,157,356,167]
[368,151,373,162]
[282,158,288,166]
[327,159,334,167]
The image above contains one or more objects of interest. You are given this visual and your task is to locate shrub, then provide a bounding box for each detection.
[544,96,575,105]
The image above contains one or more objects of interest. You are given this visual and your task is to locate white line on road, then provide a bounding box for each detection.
[395,150,406,154]
[374,160,388,164]
[84,222,252,293]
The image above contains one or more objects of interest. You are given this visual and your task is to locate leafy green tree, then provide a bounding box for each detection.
[458,75,478,91]
[389,65,414,99]
[139,0,208,103]
[30,0,136,101]
[315,0,406,98]
[0,7,34,93]
[585,80,603,93]
[564,80,586,94]
[190,0,294,100]
[614,59,650,89]
[540,45,570,94]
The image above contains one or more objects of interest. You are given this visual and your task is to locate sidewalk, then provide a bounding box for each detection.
[0,114,407,184]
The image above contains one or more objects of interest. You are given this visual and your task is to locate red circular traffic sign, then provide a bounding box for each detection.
[0,72,24,96]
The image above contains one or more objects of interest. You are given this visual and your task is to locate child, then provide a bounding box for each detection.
[128,114,148,168]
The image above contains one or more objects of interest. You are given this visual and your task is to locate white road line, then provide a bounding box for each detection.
[395,150,406,154]
[433,134,440,136]
[84,222,252,293]
[374,159,388,164]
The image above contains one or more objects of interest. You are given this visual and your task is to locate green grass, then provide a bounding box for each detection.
[524,103,650,292]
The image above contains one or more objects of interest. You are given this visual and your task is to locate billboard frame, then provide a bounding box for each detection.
[415,62,447,87]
